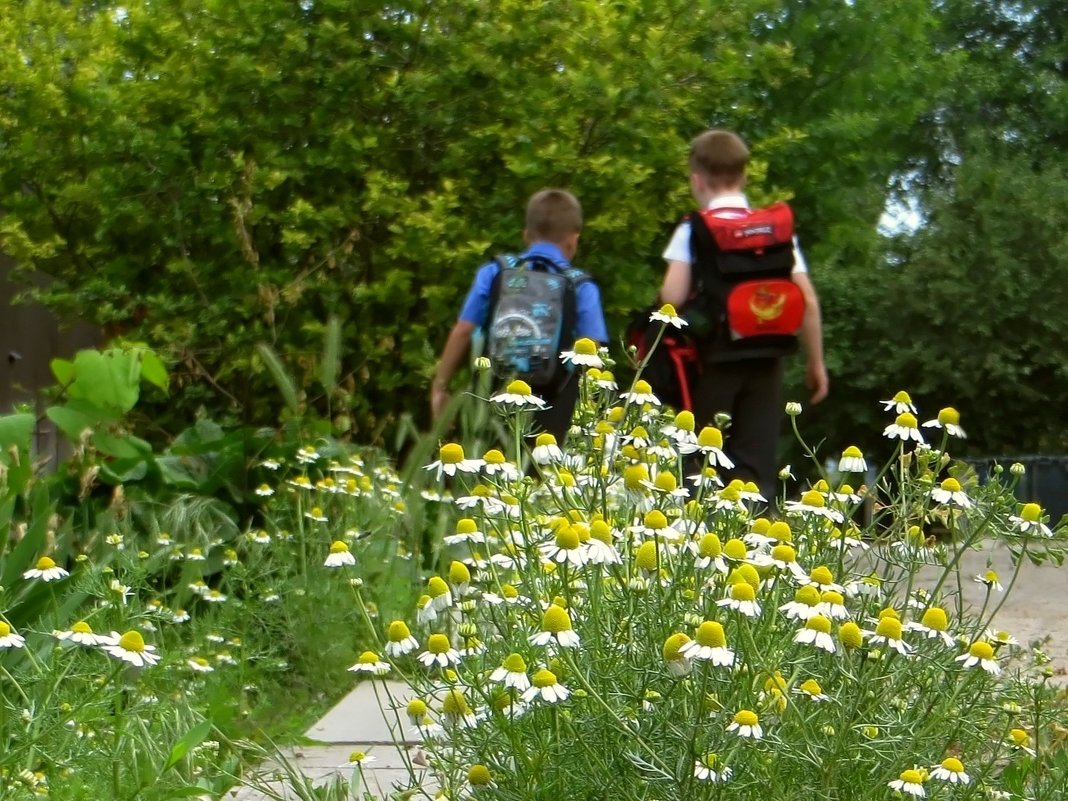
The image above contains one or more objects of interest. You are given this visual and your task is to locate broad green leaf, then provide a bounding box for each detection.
[161,720,214,773]
[0,413,35,454]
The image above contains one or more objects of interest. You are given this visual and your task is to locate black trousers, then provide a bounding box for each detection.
[692,357,784,501]
[532,371,581,444]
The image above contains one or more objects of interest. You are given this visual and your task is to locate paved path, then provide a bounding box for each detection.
[229,543,1066,800]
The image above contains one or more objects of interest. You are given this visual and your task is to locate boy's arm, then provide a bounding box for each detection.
[431,320,476,419]
[659,260,692,307]
[792,271,829,404]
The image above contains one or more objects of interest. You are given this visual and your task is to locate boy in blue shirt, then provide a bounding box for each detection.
[431,189,608,441]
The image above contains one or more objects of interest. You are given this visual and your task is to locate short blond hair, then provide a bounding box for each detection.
[689,129,749,187]
[525,189,583,243]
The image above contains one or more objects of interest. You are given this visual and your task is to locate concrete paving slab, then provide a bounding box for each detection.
[305,680,418,745]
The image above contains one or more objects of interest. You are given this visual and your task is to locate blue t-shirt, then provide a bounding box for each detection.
[458,242,609,344]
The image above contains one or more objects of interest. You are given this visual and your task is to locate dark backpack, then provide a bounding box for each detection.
[687,202,806,362]
[485,254,589,388]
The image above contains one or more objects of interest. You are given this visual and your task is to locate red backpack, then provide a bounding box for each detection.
[688,202,806,361]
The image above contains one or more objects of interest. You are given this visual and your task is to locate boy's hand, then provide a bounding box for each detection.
[806,360,829,404]
[431,384,450,420]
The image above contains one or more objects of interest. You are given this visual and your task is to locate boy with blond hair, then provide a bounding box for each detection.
[659,129,828,498]
[432,189,608,441]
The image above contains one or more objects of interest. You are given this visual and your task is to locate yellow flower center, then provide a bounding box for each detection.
[502,584,519,599]
[801,490,825,507]
[439,443,465,464]
[899,769,924,784]
[697,427,724,449]
[535,433,558,448]
[879,607,900,620]
[771,544,796,563]
[800,679,823,696]
[633,380,653,395]
[427,576,450,598]
[0,622,11,637]
[483,448,506,464]
[574,337,598,356]
[731,564,760,590]
[329,540,350,554]
[724,538,747,560]
[658,303,679,318]
[701,752,720,768]
[500,653,527,673]
[654,472,677,492]
[892,390,912,404]
[821,591,844,607]
[441,689,469,716]
[427,634,451,654]
[767,521,792,542]
[662,632,690,661]
[810,566,834,585]
[635,541,659,571]
[921,607,948,630]
[357,651,381,665]
[941,757,964,773]
[505,379,532,395]
[875,617,903,639]
[937,407,960,425]
[1009,728,1029,746]
[624,463,649,490]
[555,526,581,550]
[673,410,695,431]
[468,764,492,787]
[541,605,573,633]
[71,621,93,634]
[117,631,146,653]
[969,641,995,660]
[699,533,722,558]
[895,412,918,429]
[940,478,962,493]
[733,709,758,727]
[695,621,726,648]
[388,620,412,641]
[449,561,471,584]
[35,556,57,570]
[806,615,832,634]
[839,621,863,649]
[1020,502,1042,522]
[842,445,863,458]
[348,751,368,763]
[532,668,558,688]
[794,585,821,606]
[644,510,668,530]
[406,698,428,717]
[730,582,756,601]
[456,518,478,534]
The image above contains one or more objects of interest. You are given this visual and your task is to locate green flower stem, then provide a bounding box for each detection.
[558,649,671,776]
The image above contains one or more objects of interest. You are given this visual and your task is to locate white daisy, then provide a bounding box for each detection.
[324,540,356,567]
[384,620,419,656]
[102,630,161,668]
[53,621,108,647]
[1009,503,1053,537]
[930,757,970,785]
[795,678,831,702]
[837,445,868,473]
[888,769,926,797]
[716,582,762,618]
[349,650,392,676]
[417,633,461,668]
[693,753,732,783]
[23,556,69,582]
[649,303,688,328]
[726,709,763,739]
[559,337,604,369]
[794,615,836,653]
[620,379,660,407]
[922,407,966,438]
[0,621,27,649]
[425,443,484,480]
[521,669,570,704]
[678,621,735,666]
[974,570,1004,592]
[884,412,924,443]
[785,490,845,523]
[491,379,548,409]
[930,478,972,508]
[531,434,564,465]
[955,641,1000,674]
[867,616,913,656]
[489,653,531,691]
[529,605,580,648]
[881,391,917,414]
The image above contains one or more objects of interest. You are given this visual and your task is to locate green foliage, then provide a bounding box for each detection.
[0,0,946,446]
